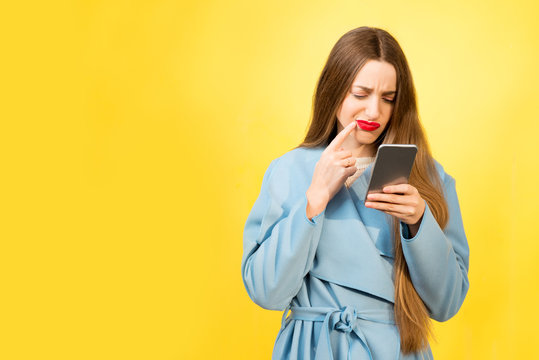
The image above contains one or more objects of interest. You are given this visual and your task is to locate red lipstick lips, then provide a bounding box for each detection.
[356,120,380,131]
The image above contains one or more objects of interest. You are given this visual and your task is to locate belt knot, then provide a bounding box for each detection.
[335,306,358,333]
[285,305,397,360]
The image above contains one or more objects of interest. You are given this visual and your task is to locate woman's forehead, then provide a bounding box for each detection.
[352,60,397,91]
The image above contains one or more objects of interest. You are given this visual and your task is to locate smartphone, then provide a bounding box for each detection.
[364,144,418,202]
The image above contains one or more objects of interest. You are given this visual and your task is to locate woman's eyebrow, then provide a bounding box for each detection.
[353,85,397,96]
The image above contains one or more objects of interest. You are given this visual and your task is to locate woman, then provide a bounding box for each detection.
[241,26,469,359]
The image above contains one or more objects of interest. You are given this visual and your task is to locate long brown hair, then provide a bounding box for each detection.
[299,27,449,353]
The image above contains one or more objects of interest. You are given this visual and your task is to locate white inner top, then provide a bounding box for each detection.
[345,157,375,188]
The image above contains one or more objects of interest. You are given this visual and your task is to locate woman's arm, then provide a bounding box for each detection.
[241,158,325,310]
[363,169,470,321]
[242,124,358,310]
[399,174,470,321]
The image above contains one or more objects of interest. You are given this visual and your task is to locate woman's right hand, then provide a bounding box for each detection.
[306,121,358,219]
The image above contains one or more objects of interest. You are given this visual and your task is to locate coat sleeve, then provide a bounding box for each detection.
[241,158,325,310]
[400,172,470,322]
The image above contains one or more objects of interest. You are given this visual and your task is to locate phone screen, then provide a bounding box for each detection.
[364,144,417,202]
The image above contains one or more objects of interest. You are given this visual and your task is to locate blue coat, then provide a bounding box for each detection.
[242,147,470,359]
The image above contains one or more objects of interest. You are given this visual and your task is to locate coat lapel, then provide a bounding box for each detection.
[310,165,396,303]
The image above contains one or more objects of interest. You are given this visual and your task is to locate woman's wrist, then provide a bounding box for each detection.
[306,186,328,220]
[406,215,423,238]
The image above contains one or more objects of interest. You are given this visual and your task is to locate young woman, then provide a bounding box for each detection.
[241,26,469,359]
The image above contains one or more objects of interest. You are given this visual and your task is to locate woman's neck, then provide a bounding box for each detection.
[340,136,376,158]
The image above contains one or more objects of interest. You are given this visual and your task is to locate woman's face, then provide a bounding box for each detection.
[336,60,397,153]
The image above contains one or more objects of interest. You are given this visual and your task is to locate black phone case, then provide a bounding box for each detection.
[364,144,418,202]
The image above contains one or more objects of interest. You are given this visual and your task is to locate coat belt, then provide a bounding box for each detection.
[282,305,397,360]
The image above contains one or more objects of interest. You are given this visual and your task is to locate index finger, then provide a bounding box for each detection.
[383,184,414,194]
[328,121,357,150]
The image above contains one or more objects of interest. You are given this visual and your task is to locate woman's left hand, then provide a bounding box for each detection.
[365,183,426,229]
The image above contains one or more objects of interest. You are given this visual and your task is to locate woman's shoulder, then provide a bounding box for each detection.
[264,146,324,184]
[268,146,323,171]
[432,158,456,186]
[277,146,324,165]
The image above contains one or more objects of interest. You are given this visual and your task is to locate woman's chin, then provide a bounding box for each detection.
[353,131,378,145]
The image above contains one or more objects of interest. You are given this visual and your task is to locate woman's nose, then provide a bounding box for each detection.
[364,98,380,120]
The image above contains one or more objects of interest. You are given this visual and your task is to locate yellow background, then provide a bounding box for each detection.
[1,0,538,359]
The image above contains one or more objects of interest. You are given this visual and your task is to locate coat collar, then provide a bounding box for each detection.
[310,163,396,303]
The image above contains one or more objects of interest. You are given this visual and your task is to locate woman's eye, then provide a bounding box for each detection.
[352,94,367,99]
[383,98,395,104]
